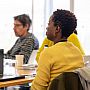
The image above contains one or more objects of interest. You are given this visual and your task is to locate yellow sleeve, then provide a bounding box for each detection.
[68,33,85,55]
[31,49,51,90]
[36,37,54,62]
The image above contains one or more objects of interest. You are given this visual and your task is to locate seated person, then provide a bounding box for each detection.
[31,9,84,90]
[36,30,85,62]
[68,30,85,55]
[5,14,39,64]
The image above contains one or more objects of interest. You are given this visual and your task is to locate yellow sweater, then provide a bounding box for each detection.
[36,33,85,62]
[68,33,85,55]
[36,38,54,61]
[31,42,84,90]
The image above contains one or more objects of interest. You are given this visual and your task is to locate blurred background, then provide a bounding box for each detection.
[0,0,90,55]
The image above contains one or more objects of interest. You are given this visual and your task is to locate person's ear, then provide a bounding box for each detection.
[56,26,61,32]
[25,24,29,30]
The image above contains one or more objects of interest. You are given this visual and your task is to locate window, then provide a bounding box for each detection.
[53,0,70,11]
[0,0,71,52]
[74,0,90,54]
[0,0,32,52]
[33,0,70,46]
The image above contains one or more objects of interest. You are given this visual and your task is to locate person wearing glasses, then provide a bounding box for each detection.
[5,14,39,64]
[31,9,84,90]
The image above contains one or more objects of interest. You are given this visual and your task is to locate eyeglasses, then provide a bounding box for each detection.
[14,24,23,27]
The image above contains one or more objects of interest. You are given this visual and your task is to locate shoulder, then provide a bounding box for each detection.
[68,33,78,40]
[43,37,51,43]
[26,33,38,41]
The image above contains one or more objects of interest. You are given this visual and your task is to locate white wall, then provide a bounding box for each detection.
[0,0,89,55]
[0,0,32,53]
[75,0,90,55]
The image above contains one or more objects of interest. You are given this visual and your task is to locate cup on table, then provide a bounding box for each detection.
[15,55,24,67]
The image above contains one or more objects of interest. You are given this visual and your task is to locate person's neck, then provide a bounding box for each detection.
[21,32,28,38]
[54,37,67,44]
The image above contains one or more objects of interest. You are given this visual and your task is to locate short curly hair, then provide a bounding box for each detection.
[52,9,77,38]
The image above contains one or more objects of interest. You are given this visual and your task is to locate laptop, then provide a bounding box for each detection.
[28,50,38,64]
[0,74,25,82]
[20,50,38,70]
[0,49,25,82]
[0,49,4,76]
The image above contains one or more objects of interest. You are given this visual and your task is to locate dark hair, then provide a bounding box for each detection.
[52,9,77,38]
[73,30,78,35]
[14,14,32,31]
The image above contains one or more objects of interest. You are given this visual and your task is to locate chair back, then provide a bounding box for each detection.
[49,72,83,90]
[83,55,90,67]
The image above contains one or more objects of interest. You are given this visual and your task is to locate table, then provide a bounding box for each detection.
[0,59,36,88]
[0,77,34,88]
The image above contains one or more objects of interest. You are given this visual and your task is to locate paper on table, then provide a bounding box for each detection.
[28,50,38,64]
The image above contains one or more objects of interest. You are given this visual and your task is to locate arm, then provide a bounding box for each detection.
[31,49,51,90]
[18,38,35,64]
[36,37,54,62]
[6,38,35,64]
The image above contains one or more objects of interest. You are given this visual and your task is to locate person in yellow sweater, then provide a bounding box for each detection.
[68,31,85,55]
[36,37,54,61]
[31,9,84,90]
[36,31,85,62]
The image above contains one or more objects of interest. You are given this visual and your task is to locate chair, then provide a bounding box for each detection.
[49,72,83,90]
[83,55,90,67]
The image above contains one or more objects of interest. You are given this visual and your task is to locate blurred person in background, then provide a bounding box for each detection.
[5,14,39,64]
